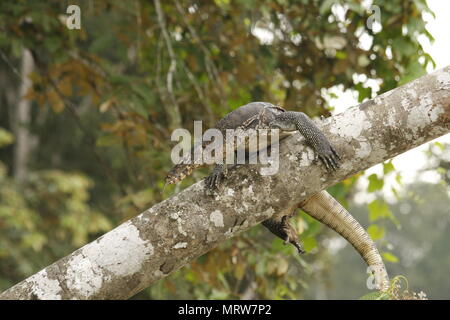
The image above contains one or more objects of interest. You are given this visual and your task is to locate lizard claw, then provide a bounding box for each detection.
[292,240,306,254]
[284,236,305,254]
[262,216,305,255]
[318,146,340,172]
[205,165,225,193]
[281,216,305,254]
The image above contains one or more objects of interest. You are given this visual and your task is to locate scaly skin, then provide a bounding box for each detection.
[165,102,389,291]
[300,191,389,291]
[166,103,340,187]
[271,111,340,171]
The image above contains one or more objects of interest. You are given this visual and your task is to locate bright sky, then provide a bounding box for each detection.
[326,0,450,203]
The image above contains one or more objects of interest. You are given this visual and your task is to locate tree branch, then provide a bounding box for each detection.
[154,0,182,130]
[13,48,34,182]
[1,66,449,300]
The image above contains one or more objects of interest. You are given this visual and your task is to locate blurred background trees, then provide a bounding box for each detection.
[0,0,448,299]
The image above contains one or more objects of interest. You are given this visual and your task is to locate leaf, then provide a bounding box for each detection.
[99,98,114,113]
[130,188,154,207]
[46,89,65,113]
[234,261,245,280]
[0,128,14,148]
[275,260,289,277]
[383,161,395,175]
[335,51,347,60]
[367,174,384,192]
[96,134,119,147]
[398,60,427,85]
[382,252,399,263]
[302,237,317,252]
[392,37,416,59]
[299,212,322,237]
[294,217,306,235]
[355,83,372,102]
[319,0,336,15]
[21,232,47,251]
[367,224,385,240]
[395,173,403,186]
[347,2,364,14]
[271,238,296,255]
[434,141,444,150]
[359,291,390,300]
[367,199,397,224]
[391,187,399,200]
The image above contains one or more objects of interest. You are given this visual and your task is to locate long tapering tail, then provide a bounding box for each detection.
[165,143,205,185]
[300,190,389,291]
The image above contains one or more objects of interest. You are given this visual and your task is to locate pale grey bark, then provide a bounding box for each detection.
[1,66,449,300]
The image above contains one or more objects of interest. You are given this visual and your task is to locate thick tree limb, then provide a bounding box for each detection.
[1,67,449,300]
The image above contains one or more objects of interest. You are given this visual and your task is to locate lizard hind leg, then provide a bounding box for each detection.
[262,215,305,254]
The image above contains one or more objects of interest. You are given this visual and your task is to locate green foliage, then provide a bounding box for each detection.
[365,159,402,263]
[360,275,428,300]
[367,173,384,192]
[367,224,385,240]
[359,290,390,300]
[0,128,14,148]
[0,159,112,287]
[382,252,399,263]
[368,199,394,223]
[383,161,395,175]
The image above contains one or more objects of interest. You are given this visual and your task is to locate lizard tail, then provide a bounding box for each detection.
[165,163,203,185]
[300,190,389,292]
[166,143,207,185]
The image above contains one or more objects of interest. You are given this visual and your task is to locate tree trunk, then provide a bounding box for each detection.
[13,48,34,182]
[1,66,449,300]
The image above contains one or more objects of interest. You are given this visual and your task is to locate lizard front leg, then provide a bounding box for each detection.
[269,111,340,172]
[262,214,305,254]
